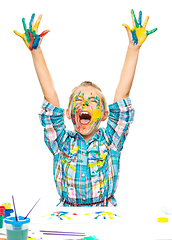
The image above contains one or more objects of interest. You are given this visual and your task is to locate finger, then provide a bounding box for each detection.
[122,24,131,32]
[33,14,42,31]
[138,11,142,27]
[122,24,135,44]
[13,30,23,38]
[40,29,50,37]
[131,9,139,28]
[14,30,30,49]
[143,16,149,28]
[131,15,134,28]
[146,28,158,36]
[22,18,28,34]
[29,13,35,32]
[22,18,30,43]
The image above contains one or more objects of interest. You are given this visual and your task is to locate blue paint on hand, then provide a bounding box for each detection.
[131,30,138,45]
[32,35,40,49]
[138,11,142,27]
[29,13,35,32]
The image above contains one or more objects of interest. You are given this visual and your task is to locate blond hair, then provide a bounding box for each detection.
[68,81,107,112]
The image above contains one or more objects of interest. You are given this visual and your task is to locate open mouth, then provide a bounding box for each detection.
[79,111,92,125]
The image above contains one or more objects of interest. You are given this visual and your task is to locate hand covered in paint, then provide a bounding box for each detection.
[14,13,50,51]
[123,9,157,47]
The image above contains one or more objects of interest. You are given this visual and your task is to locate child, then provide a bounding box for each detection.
[14,10,157,206]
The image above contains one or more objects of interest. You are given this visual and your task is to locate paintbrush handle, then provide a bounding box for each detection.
[43,232,85,236]
[12,196,18,221]
[28,237,43,240]
[30,230,85,235]
[24,198,41,219]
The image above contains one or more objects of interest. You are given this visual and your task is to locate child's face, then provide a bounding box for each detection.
[67,86,107,139]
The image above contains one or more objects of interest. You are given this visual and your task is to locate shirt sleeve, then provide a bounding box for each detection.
[105,97,135,151]
[39,99,66,155]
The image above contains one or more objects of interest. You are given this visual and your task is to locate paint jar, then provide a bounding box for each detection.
[0,206,5,218]
[0,215,3,228]
[5,216,30,240]
[4,209,14,218]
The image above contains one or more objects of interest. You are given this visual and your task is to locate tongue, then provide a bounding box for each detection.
[80,119,89,124]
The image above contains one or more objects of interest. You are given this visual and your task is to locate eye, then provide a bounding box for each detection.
[90,99,98,103]
[75,98,82,104]
[75,97,83,102]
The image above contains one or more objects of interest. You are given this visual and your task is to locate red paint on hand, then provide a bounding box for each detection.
[40,30,50,37]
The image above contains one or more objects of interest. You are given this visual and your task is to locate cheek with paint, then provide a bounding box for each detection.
[70,101,78,126]
[91,108,102,127]
[70,96,83,127]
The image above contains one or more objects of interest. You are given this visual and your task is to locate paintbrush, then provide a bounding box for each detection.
[12,195,18,221]
[29,230,85,237]
[24,198,41,219]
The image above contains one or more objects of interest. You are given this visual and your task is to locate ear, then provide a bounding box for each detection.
[66,109,71,120]
[101,110,109,121]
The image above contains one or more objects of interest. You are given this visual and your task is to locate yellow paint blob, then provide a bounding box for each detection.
[93,108,101,121]
[157,217,168,223]
[100,154,106,160]
[136,28,147,44]
[71,147,79,153]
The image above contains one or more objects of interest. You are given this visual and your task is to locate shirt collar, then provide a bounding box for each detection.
[71,129,101,144]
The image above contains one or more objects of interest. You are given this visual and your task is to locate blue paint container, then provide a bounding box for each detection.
[5,209,14,218]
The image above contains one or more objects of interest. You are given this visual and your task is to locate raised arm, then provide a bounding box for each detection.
[114,9,157,103]
[31,48,60,108]
[14,13,60,108]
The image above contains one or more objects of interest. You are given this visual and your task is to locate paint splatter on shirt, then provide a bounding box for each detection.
[39,97,135,206]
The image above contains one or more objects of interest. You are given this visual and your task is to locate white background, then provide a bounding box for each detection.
[0,0,172,227]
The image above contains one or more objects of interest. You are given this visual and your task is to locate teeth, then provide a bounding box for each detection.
[80,111,89,116]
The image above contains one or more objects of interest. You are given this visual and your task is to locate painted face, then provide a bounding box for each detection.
[70,91,104,135]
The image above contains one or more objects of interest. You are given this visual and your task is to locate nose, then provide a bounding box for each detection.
[83,100,89,106]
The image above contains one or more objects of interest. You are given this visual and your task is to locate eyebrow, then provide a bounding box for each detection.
[74,95,84,100]
[87,96,98,100]
[74,95,100,102]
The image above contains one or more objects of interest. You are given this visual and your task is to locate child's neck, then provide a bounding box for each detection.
[80,129,100,143]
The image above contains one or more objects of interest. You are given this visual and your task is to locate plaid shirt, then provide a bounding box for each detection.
[39,97,135,207]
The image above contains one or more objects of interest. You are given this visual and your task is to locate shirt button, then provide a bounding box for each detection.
[82,173,85,177]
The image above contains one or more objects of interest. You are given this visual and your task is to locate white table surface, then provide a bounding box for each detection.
[1,206,172,240]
